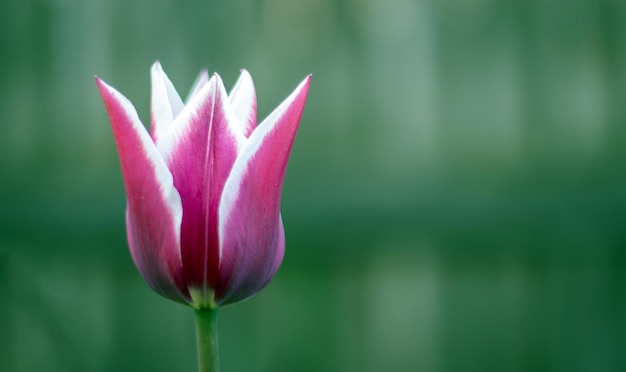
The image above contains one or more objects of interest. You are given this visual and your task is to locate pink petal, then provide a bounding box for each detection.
[96,77,188,303]
[216,75,311,305]
[156,74,246,306]
[228,69,257,137]
[150,61,184,143]
[258,215,286,289]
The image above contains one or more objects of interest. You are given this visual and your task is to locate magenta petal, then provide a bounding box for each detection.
[96,77,189,303]
[216,76,311,305]
[258,215,286,289]
[158,74,245,306]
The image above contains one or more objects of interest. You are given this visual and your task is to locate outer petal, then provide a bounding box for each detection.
[216,75,311,305]
[96,77,188,303]
[156,74,246,307]
[228,69,257,137]
[258,216,286,289]
[150,61,185,143]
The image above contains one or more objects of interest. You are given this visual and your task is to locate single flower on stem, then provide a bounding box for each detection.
[96,62,310,372]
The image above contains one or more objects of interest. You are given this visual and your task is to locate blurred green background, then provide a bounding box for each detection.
[1,0,626,371]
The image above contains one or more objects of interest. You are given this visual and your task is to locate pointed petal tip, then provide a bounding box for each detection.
[288,74,312,100]
[94,76,104,88]
[229,69,258,137]
[235,70,255,88]
[233,69,252,86]
[151,61,170,79]
[95,77,117,98]
[198,69,210,81]
[296,75,312,104]
[95,77,112,102]
[185,69,211,103]
[301,74,312,87]
[151,61,164,75]
[95,77,130,104]
[284,74,312,107]
[211,73,229,95]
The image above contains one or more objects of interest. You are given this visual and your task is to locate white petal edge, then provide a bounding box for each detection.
[151,62,185,142]
[215,73,248,149]
[228,69,256,136]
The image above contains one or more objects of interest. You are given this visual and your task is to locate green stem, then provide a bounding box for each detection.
[194,308,219,372]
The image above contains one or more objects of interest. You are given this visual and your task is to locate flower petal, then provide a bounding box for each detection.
[216,75,311,305]
[228,69,257,138]
[156,74,246,306]
[96,77,188,303]
[186,69,210,103]
[150,61,185,143]
[258,215,286,289]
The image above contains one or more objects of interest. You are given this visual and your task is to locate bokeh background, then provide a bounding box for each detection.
[1,0,626,371]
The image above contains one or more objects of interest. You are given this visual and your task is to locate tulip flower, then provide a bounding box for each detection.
[96,62,310,372]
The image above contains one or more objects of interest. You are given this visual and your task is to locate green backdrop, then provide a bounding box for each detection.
[1,0,625,371]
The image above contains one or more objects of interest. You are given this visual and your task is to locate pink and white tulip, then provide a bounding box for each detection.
[96,62,310,308]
